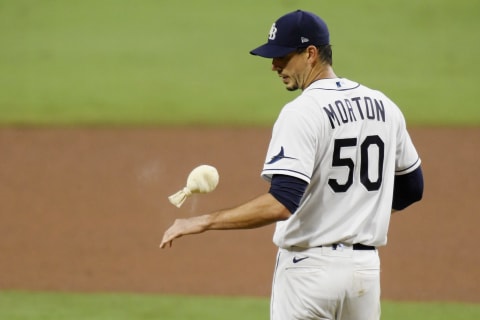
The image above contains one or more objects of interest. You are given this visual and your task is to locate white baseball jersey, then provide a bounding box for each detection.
[262,78,421,249]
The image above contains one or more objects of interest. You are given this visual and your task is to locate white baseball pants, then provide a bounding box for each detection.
[270,245,381,320]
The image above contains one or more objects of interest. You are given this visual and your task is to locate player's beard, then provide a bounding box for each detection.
[286,84,299,91]
[285,80,300,91]
[282,76,300,91]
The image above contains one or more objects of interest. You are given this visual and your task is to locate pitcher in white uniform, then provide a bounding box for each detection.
[160,9,424,320]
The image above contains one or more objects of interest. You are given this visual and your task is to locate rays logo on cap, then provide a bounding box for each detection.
[268,23,277,40]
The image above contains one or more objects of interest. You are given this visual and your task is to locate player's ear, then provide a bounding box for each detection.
[305,45,319,62]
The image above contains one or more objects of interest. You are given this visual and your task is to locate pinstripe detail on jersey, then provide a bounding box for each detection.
[396,158,421,175]
[262,168,311,180]
[308,82,361,91]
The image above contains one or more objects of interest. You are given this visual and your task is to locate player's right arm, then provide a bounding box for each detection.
[160,192,291,248]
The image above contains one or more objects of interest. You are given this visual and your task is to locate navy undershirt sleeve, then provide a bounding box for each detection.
[269,174,308,214]
[392,166,424,210]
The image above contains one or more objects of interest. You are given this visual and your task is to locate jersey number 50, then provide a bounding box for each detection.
[329,135,385,192]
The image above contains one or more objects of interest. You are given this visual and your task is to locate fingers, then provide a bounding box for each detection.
[159,237,174,249]
[159,216,207,249]
[159,219,186,248]
[159,239,172,249]
[159,228,178,249]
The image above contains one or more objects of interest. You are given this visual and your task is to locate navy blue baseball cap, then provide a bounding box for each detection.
[250,10,330,58]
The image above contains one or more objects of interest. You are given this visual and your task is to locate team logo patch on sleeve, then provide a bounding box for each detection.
[266,146,298,164]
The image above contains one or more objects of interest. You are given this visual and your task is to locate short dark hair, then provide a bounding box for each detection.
[318,45,333,66]
[296,44,333,66]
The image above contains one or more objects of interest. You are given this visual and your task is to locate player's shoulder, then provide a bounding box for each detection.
[343,78,405,115]
[280,90,322,121]
[348,79,396,103]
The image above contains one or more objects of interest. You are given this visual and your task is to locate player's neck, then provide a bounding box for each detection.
[303,65,337,90]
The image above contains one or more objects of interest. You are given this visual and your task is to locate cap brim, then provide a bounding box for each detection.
[249,43,297,58]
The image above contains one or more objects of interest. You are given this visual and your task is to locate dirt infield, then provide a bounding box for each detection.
[0,127,478,303]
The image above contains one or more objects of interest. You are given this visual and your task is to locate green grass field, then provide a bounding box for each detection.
[0,291,479,320]
[0,0,479,126]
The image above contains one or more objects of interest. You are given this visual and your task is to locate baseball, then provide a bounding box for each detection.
[168,165,219,208]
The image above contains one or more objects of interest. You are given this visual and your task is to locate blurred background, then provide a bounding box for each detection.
[0,0,478,126]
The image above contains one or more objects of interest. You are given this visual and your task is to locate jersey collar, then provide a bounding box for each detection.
[304,78,360,92]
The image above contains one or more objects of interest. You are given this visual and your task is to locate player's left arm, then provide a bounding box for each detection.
[392,165,424,211]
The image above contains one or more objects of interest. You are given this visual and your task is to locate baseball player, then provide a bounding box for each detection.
[160,10,424,320]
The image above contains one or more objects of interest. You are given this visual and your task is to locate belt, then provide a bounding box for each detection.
[320,243,375,250]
